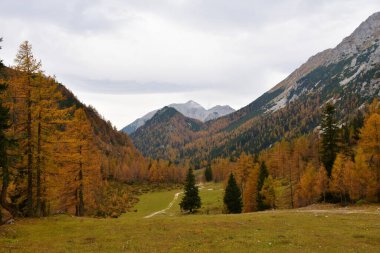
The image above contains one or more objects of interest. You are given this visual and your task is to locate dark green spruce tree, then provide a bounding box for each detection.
[0,38,13,222]
[320,103,339,177]
[204,164,212,182]
[223,173,242,213]
[257,161,269,211]
[180,168,201,213]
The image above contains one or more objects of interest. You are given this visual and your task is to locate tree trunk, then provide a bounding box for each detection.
[78,166,84,216]
[1,162,16,218]
[26,88,33,217]
[1,165,10,212]
[36,112,41,217]
[289,166,294,209]
[76,145,84,217]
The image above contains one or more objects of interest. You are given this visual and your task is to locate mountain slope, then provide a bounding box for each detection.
[131,107,204,161]
[54,81,145,182]
[122,109,159,135]
[121,101,235,134]
[1,64,146,216]
[131,12,380,163]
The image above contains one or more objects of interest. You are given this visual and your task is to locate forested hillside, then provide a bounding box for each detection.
[0,41,186,221]
[211,100,379,211]
[131,107,204,161]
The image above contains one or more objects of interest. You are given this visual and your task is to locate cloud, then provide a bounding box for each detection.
[71,78,210,94]
[1,0,380,128]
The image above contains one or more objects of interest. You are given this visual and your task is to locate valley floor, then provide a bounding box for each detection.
[1,183,380,253]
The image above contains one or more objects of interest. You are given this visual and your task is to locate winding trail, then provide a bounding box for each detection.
[144,183,205,219]
[144,192,182,218]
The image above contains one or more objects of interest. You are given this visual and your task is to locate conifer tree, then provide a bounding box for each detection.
[243,163,259,212]
[204,164,212,182]
[223,173,242,213]
[260,175,276,209]
[257,161,269,210]
[330,153,349,204]
[33,74,71,216]
[358,101,380,201]
[0,84,9,222]
[295,163,319,206]
[180,168,201,213]
[316,165,329,202]
[0,41,13,220]
[320,103,339,176]
[14,41,42,216]
[67,108,99,216]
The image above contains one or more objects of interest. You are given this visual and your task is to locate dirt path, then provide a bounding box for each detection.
[295,209,380,215]
[144,183,204,219]
[144,192,182,218]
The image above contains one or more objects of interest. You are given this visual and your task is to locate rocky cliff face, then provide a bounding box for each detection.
[266,12,380,113]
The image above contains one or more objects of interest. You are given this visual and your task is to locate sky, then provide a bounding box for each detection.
[0,0,379,129]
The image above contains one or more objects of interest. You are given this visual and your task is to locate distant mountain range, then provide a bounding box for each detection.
[121,101,235,134]
[129,12,380,164]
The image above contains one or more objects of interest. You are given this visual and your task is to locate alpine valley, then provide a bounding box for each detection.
[1,6,380,253]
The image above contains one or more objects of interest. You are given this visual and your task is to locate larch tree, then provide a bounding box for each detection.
[330,153,349,204]
[180,168,201,213]
[64,108,100,216]
[343,158,360,203]
[354,148,376,201]
[14,41,42,217]
[243,163,259,212]
[295,163,319,207]
[320,103,339,177]
[315,165,329,202]
[33,74,71,216]
[224,173,242,214]
[358,102,380,201]
[234,152,254,194]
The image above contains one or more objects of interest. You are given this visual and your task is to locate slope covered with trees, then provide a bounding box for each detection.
[131,106,204,161]
[0,41,186,221]
[210,100,379,211]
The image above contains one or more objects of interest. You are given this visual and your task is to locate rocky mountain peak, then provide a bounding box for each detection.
[265,12,380,113]
[335,12,380,58]
[121,101,235,134]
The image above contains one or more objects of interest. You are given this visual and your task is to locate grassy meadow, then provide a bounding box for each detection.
[1,183,380,253]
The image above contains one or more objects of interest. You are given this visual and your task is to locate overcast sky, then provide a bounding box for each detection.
[1,0,379,129]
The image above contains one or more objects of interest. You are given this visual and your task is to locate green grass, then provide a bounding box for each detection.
[132,188,181,216]
[1,184,380,253]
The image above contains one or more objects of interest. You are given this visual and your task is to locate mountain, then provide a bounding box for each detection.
[122,109,159,135]
[205,105,236,121]
[130,107,204,160]
[121,100,235,134]
[130,12,380,164]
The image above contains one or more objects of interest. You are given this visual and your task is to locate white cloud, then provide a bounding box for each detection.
[0,0,379,128]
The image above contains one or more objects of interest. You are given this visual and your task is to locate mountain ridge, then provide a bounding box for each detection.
[122,100,235,134]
